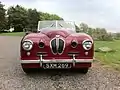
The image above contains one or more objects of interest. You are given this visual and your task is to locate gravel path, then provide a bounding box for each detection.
[0,36,120,90]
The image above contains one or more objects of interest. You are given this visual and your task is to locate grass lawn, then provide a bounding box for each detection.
[0,32,25,36]
[95,40,120,70]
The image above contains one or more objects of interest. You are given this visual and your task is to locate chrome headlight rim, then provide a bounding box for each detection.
[22,39,33,51]
[82,39,93,50]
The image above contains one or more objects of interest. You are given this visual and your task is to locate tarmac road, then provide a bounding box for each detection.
[0,36,120,90]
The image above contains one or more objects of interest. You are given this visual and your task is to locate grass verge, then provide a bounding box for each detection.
[95,40,120,70]
[0,32,25,36]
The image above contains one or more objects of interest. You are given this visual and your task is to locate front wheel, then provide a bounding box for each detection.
[80,68,89,74]
[22,68,32,74]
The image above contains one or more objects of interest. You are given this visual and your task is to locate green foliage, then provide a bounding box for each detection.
[113,33,120,40]
[0,0,117,41]
[39,12,63,21]
[75,25,80,33]
[0,2,6,31]
[7,5,28,32]
[1,3,63,32]
[79,23,88,33]
[78,22,114,41]
[26,9,40,29]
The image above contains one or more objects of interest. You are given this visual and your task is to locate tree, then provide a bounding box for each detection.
[75,24,80,33]
[87,27,93,36]
[0,2,6,31]
[7,5,28,32]
[114,33,120,40]
[26,9,40,30]
[79,23,88,33]
[49,14,63,20]
[39,12,63,21]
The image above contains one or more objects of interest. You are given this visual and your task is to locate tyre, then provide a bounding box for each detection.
[80,68,89,74]
[22,68,32,74]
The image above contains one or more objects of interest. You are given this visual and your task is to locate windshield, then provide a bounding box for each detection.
[37,21,76,31]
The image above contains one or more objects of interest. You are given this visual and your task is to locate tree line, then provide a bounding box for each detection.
[76,23,120,41]
[0,1,120,41]
[0,2,63,32]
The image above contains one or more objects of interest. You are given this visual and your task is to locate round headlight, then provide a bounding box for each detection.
[82,40,92,50]
[71,40,78,48]
[22,40,33,51]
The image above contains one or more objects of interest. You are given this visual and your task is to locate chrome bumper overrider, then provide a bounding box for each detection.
[21,55,93,67]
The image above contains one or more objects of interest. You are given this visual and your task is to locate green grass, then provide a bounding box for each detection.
[95,40,120,70]
[0,32,25,36]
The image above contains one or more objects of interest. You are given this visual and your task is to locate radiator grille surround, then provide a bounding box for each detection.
[50,37,65,55]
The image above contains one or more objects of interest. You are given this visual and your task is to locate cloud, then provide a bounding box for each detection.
[1,0,120,32]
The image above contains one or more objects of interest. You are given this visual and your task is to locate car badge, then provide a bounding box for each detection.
[56,35,60,38]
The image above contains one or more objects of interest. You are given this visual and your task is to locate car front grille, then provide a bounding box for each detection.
[50,37,65,55]
[58,39,64,54]
[51,39,57,54]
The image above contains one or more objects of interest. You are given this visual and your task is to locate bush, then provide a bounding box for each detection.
[97,34,114,41]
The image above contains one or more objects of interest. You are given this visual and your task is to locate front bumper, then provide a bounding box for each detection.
[21,55,93,68]
[21,59,93,68]
[20,59,93,64]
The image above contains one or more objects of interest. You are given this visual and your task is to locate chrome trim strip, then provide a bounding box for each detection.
[56,35,59,51]
[21,60,40,63]
[20,59,93,64]
[37,21,40,31]
[58,38,65,55]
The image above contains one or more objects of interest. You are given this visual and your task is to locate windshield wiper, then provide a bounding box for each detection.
[58,23,63,27]
[50,23,55,27]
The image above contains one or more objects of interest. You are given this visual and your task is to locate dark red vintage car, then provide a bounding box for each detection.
[20,21,94,74]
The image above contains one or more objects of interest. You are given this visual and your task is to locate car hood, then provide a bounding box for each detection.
[23,30,92,42]
[40,29,76,38]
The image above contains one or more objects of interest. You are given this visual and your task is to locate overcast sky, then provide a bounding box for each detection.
[1,0,120,32]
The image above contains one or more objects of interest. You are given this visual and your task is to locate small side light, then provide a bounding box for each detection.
[27,52,30,56]
[71,40,78,48]
[85,52,88,55]
[39,42,45,48]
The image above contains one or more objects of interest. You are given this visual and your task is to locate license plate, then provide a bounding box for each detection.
[43,63,71,69]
